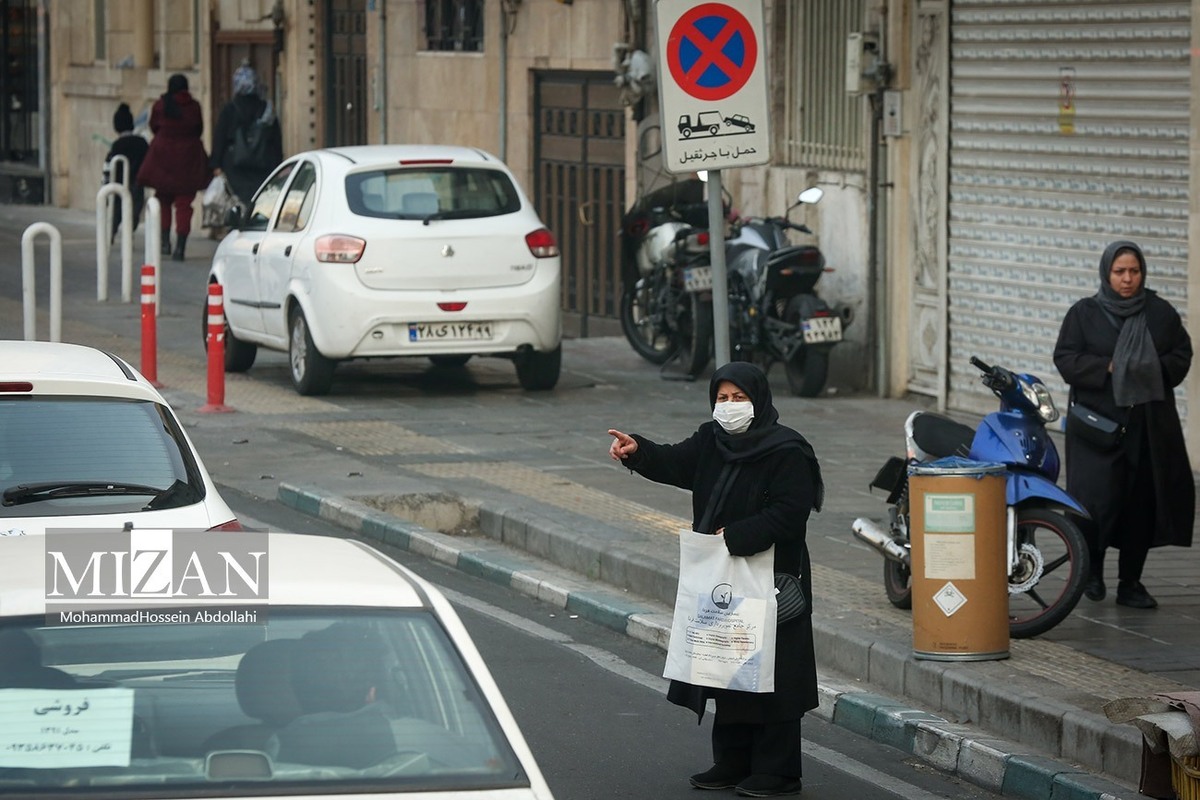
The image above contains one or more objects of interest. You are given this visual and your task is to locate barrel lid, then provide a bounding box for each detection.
[909,455,1006,476]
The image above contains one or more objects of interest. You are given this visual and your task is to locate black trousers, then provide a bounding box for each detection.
[712,718,802,779]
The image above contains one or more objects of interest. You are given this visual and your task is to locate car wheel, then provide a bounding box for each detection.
[428,354,471,368]
[515,345,561,391]
[200,287,257,373]
[288,308,335,396]
[682,129,692,138]
[709,125,720,136]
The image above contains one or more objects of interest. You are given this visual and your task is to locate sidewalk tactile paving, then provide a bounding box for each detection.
[286,420,471,456]
[405,461,685,538]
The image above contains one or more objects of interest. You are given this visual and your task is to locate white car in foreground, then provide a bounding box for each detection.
[207,145,563,395]
[0,341,239,535]
[0,533,556,798]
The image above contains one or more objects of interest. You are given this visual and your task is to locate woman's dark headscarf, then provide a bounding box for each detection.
[1094,240,1164,406]
[708,362,824,511]
[162,74,189,119]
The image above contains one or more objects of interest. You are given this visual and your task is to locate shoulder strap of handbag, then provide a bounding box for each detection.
[697,462,741,535]
[1091,297,1122,333]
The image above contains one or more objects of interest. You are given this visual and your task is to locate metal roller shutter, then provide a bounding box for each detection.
[945,1,1190,420]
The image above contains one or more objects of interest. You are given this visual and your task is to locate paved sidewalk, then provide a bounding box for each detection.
[5,203,1199,799]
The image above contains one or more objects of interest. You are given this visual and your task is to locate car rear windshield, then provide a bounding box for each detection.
[0,397,203,518]
[0,609,528,795]
[345,165,521,220]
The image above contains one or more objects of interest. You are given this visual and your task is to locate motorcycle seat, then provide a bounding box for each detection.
[910,412,974,459]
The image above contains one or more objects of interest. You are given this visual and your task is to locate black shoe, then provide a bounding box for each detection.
[1084,575,1106,602]
[172,233,188,262]
[735,775,802,797]
[690,764,751,790]
[161,237,172,256]
[1116,581,1158,609]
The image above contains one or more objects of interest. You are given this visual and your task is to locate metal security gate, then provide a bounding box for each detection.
[533,72,626,338]
[943,1,1190,415]
[326,0,367,147]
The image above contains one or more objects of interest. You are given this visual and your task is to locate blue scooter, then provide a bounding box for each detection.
[852,357,1090,638]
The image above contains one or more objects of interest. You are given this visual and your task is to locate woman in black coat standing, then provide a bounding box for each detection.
[608,361,822,798]
[209,64,283,208]
[1053,240,1193,609]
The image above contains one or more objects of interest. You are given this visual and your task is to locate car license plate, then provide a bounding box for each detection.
[408,321,495,341]
[802,315,842,344]
[683,266,712,293]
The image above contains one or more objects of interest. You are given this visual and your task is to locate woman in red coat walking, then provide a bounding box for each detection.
[136,74,210,261]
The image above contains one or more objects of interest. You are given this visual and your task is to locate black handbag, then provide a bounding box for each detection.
[1066,403,1125,451]
[774,572,808,624]
[700,464,809,624]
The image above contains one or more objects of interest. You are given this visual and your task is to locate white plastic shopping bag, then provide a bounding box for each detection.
[202,174,236,228]
[663,530,778,693]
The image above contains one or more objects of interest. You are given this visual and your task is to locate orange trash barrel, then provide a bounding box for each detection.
[909,460,1009,661]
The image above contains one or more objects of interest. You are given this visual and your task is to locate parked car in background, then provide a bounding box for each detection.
[0,341,239,535]
[0,532,557,798]
[206,145,563,396]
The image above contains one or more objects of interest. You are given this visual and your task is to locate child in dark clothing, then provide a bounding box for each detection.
[104,103,149,243]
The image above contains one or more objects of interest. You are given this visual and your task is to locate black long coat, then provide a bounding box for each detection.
[210,95,284,207]
[626,424,820,723]
[1053,293,1194,550]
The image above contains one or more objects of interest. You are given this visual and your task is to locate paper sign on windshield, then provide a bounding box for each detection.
[0,688,134,768]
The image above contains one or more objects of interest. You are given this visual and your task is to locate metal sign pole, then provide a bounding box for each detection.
[707,169,730,368]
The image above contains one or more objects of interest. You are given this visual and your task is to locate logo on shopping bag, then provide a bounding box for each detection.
[711,583,733,609]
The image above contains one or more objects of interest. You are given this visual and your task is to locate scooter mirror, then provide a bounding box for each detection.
[797,186,823,205]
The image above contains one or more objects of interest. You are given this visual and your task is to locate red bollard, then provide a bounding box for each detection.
[139,265,162,387]
[199,283,235,414]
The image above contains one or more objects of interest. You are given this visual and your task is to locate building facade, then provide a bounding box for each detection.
[13,0,1200,453]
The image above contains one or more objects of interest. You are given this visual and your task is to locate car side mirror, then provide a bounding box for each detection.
[224,205,244,230]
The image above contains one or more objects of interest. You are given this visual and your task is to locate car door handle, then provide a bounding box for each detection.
[284,245,292,256]
[252,244,259,255]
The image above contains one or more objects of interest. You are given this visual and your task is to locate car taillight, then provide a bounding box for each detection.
[208,519,244,531]
[315,235,366,263]
[438,302,467,312]
[526,228,559,258]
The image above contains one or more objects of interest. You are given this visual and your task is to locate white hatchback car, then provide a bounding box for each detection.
[0,340,239,535]
[0,532,556,799]
[207,145,563,395]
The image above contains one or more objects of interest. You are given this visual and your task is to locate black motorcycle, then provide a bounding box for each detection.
[618,179,714,377]
[723,187,849,396]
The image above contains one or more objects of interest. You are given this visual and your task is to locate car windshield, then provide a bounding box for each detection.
[345,166,521,220]
[0,609,527,796]
[0,398,202,518]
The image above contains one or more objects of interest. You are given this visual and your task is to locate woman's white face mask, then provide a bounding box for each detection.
[712,401,754,434]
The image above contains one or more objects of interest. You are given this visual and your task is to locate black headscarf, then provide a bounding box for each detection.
[1094,240,1164,406]
[163,74,189,119]
[708,362,824,512]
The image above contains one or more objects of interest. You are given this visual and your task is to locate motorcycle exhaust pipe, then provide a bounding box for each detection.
[851,518,911,567]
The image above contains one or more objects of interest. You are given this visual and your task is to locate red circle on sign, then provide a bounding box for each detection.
[666,3,758,102]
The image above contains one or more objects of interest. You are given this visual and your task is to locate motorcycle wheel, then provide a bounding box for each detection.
[782,295,831,396]
[619,280,678,365]
[677,294,712,377]
[1008,508,1089,639]
[883,559,912,609]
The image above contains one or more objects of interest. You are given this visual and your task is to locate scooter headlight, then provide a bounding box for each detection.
[1022,380,1059,423]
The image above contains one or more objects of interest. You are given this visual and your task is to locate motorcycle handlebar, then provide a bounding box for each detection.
[970,356,1015,392]
[969,356,992,372]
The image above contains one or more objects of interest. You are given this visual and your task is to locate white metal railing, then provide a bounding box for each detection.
[784,0,868,172]
[21,222,63,342]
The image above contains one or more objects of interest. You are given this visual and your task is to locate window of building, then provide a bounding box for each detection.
[783,0,867,171]
[93,0,106,60]
[1,0,38,164]
[422,0,483,53]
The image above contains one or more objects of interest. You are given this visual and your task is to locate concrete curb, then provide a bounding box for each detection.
[278,482,1139,800]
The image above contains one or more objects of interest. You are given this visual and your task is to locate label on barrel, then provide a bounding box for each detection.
[923,493,975,532]
[924,533,976,579]
[933,582,968,616]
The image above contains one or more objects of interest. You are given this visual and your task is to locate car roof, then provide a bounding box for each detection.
[0,533,427,617]
[0,340,162,402]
